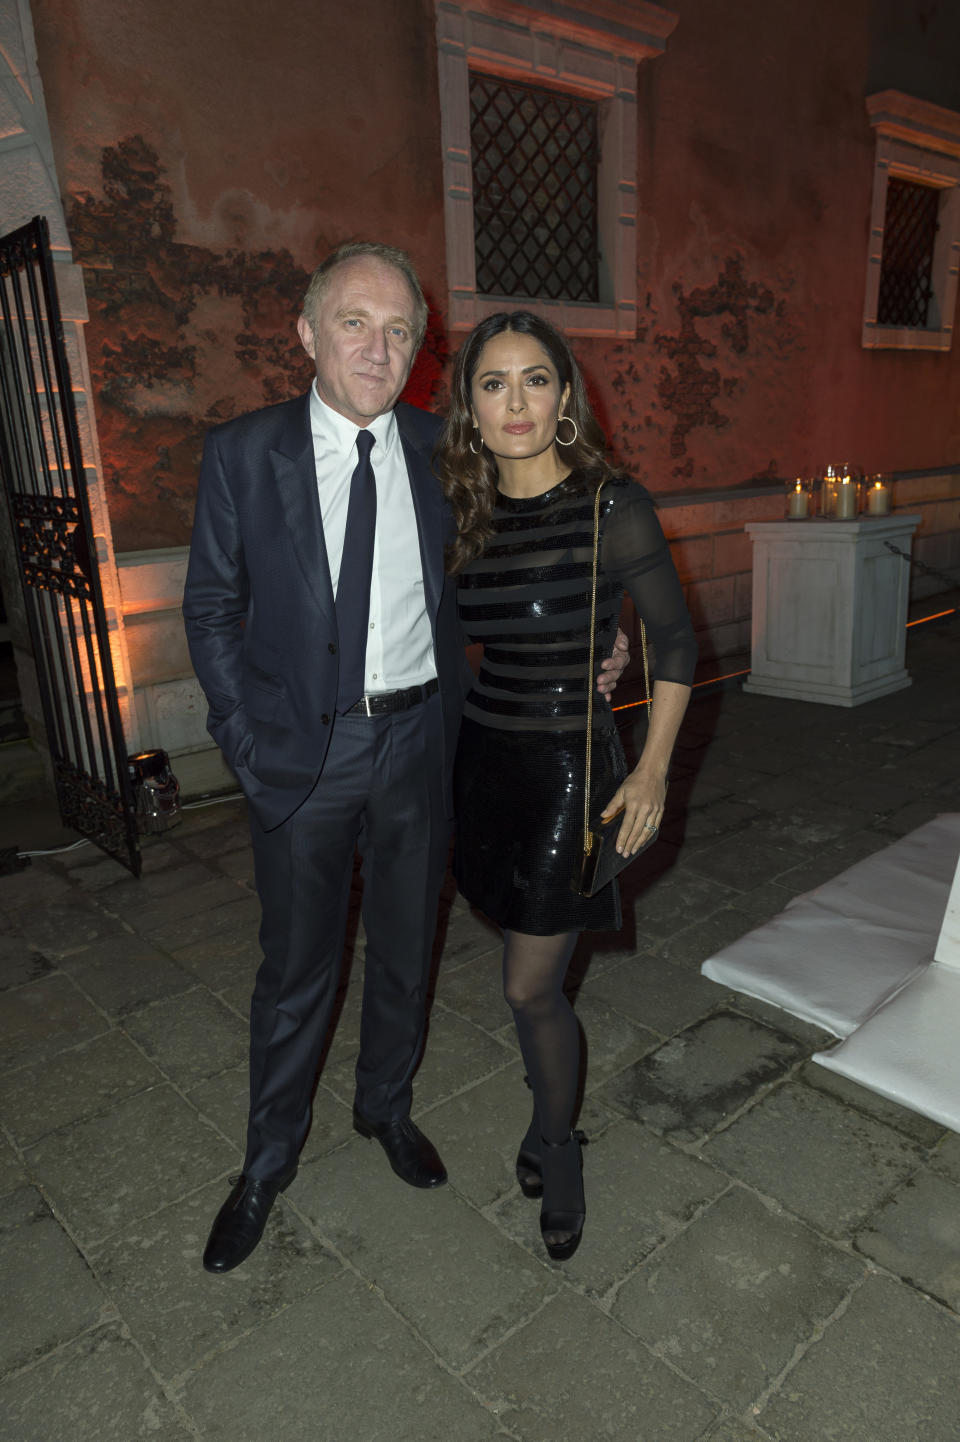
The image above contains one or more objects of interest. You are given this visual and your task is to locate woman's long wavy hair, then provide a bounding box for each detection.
[435,310,619,574]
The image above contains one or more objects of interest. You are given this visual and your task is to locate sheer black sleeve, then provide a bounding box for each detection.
[600,482,697,687]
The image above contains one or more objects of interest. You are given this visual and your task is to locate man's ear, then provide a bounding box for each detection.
[296,314,315,358]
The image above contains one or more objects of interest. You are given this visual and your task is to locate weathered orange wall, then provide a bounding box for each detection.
[31,0,960,556]
[576,0,960,494]
[33,0,447,551]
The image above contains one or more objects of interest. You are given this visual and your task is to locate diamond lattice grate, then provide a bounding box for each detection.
[877,178,940,329]
[470,71,599,303]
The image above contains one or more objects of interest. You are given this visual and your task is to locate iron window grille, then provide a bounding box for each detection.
[470,71,600,304]
[877,177,940,328]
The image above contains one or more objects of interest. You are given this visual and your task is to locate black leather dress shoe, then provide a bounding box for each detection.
[202,1167,297,1274]
[352,1111,447,1188]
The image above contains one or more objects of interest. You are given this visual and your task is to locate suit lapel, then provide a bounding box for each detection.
[270,394,337,627]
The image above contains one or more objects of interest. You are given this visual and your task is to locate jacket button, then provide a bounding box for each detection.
[321,714,330,725]
[328,642,337,654]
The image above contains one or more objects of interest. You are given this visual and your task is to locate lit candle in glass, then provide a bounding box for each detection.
[787,480,809,518]
[835,477,858,519]
[867,477,890,515]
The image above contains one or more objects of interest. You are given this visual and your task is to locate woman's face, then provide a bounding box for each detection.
[469,331,571,468]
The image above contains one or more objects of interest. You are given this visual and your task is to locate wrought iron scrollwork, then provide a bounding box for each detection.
[0,215,140,875]
[12,492,92,599]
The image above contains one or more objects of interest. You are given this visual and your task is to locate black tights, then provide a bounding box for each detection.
[502,929,579,1144]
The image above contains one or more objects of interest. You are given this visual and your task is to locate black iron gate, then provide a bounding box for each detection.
[0,216,140,875]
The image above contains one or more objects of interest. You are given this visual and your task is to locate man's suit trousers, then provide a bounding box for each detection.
[243,692,449,1180]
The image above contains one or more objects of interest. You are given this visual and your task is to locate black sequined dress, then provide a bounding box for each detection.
[453,472,697,935]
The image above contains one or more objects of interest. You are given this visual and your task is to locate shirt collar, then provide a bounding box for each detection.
[309,380,398,458]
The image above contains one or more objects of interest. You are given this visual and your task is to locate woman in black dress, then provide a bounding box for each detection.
[435,312,697,1260]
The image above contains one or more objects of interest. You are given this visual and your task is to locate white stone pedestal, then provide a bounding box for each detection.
[742,514,921,706]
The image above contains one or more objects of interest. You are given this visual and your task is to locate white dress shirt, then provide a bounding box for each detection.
[308,383,436,693]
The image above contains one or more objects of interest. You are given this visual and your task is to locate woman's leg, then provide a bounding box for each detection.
[502,929,579,1143]
[503,929,585,1255]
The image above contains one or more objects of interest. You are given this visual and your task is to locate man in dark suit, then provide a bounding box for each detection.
[184,242,626,1274]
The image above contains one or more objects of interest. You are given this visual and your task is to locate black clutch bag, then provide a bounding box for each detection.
[575,805,658,898]
[572,483,657,900]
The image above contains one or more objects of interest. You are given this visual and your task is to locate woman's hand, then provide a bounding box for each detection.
[596,627,630,697]
[600,761,667,856]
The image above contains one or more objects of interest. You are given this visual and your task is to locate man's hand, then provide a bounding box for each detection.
[597,627,630,697]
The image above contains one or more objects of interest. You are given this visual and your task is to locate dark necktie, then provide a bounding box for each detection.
[335,429,377,712]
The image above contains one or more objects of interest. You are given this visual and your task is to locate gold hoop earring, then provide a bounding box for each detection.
[469,426,483,456]
[556,415,578,447]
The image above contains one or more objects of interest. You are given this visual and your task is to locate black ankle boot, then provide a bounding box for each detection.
[539,1132,585,1262]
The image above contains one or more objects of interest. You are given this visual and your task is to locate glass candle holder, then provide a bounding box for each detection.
[820,464,839,517]
[866,474,891,516]
[785,477,814,519]
[822,464,860,519]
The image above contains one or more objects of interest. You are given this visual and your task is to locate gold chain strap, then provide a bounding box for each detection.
[582,482,651,856]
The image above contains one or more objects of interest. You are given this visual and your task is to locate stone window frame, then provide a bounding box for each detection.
[863,90,960,353]
[434,0,677,337]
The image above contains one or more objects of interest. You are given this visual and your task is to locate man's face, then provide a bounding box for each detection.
[297,257,419,427]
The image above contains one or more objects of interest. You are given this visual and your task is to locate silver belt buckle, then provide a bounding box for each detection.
[363,695,376,717]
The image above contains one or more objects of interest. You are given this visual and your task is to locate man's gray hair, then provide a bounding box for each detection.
[302,242,428,347]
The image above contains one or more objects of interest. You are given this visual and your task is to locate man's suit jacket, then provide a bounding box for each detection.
[183,393,471,832]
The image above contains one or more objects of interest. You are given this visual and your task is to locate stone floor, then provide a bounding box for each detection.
[1,616,959,1441]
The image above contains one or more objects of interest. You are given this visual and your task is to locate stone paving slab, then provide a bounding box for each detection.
[0,933,54,990]
[613,1188,864,1410]
[122,987,247,1090]
[799,1058,948,1147]
[0,1185,108,1375]
[582,951,726,1037]
[468,1289,718,1441]
[929,1131,960,1184]
[625,871,737,946]
[325,1004,510,1114]
[116,875,251,935]
[0,866,76,913]
[0,1323,192,1441]
[435,949,511,1033]
[11,899,126,958]
[653,908,762,970]
[758,1274,960,1441]
[213,846,256,883]
[683,834,807,892]
[434,905,501,970]
[177,815,254,859]
[143,895,262,952]
[185,1067,355,1168]
[575,989,662,1091]
[598,1011,804,1143]
[493,1120,728,1297]
[61,934,195,1019]
[181,1272,503,1441]
[854,1170,960,1313]
[25,1084,237,1249]
[0,1029,162,1148]
[169,920,263,993]
[723,995,837,1050]
[704,1080,925,1239]
[90,1178,341,1382]
[293,1137,557,1371]
[703,1421,773,1441]
[0,972,109,1074]
[0,1134,25,1198]
[95,860,217,916]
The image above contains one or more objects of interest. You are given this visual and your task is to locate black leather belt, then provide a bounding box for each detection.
[345,677,439,717]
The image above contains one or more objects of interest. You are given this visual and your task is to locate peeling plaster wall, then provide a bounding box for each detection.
[31,0,446,553]
[572,0,960,496]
